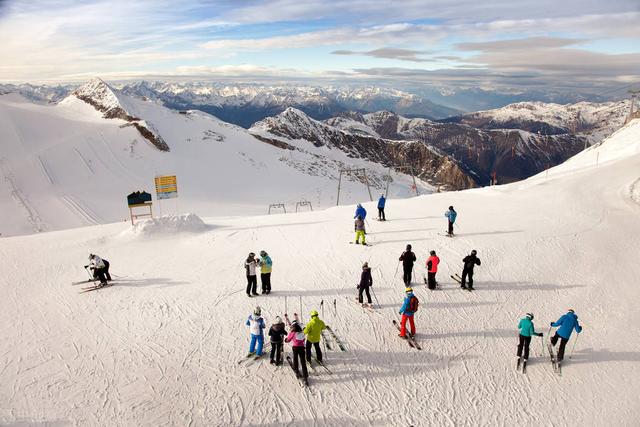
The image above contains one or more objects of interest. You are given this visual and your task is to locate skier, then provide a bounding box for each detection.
[377,193,386,221]
[358,262,373,305]
[268,316,287,365]
[398,287,418,338]
[303,310,326,363]
[461,249,481,290]
[550,309,583,364]
[354,203,367,220]
[425,250,440,290]
[86,254,111,286]
[354,215,366,245]
[245,306,265,357]
[444,206,457,236]
[257,250,273,294]
[285,319,309,380]
[245,252,258,297]
[517,313,543,369]
[399,244,417,285]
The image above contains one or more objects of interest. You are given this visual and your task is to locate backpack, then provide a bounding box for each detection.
[409,296,419,312]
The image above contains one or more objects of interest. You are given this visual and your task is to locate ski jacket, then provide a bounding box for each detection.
[90,255,106,269]
[245,258,257,276]
[518,317,540,337]
[285,329,306,347]
[303,316,326,343]
[354,205,367,219]
[259,255,272,273]
[399,292,417,316]
[246,314,265,336]
[445,209,457,223]
[463,254,481,271]
[359,268,373,288]
[268,322,287,343]
[377,196,386,209]
[551,312,582,339]
[399,251,417,268]
[354,218,366,232]
[426,255,440,273]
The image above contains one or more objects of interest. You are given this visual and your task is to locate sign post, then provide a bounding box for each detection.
[154,175,178,216]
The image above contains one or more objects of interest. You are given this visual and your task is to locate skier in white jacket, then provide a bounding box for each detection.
[86,254,111,286]
[245,306,266,357]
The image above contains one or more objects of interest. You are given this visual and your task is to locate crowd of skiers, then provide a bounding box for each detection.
[245,306,327,382]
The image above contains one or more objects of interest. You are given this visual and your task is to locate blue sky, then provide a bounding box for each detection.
[0,0,638,90]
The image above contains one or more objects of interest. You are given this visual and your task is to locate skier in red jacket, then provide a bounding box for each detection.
[424,250,440,290]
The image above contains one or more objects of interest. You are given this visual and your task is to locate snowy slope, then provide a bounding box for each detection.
[1,120,639,425]
[0,85,427,237]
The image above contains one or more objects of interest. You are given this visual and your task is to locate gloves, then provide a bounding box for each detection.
[84,265,88,268]
[538,333,543,337]
[550,322,554,326]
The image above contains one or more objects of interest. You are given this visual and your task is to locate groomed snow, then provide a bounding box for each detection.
[1,121,639,426]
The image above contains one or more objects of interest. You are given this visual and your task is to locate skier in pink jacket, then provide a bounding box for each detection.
[285,320,308,380]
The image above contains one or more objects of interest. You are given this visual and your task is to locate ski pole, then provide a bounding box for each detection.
[540,335,544,357]
[569,334,579,360]
[320,300,327,353]
[299,295,303,321]
[85,266,94,282]
[285,296,288,316]
[394,260,400,278]
[371,286,381,309]
[333,299,337,317]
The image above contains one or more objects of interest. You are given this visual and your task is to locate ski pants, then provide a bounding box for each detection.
[448,220,454,235]
[93,261,111,283]
[306,340,322,363]
[292,346,308,379]
[403,266,413,285]
[249,334,264,355]
[260,272,271,294]
[517,334,532,360]
[270,341,283,363]
[355,230,366,244]
[378,207,386,221]
[427,272,437,289]
[461,267,474,288]
[400,314,415,337]
[358,286,372,304]
[246,275,257,295]
[551,333,569,362]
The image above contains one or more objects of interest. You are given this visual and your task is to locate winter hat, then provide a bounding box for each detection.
[526,313,534,320]
[430,250,436,255]
[406,244,412,250]
[248,252,255,257]
[471,249,477,255]
[449,205,454,210]
[362,262,369,269]
[260,250,267,256]
[405,287,413,293]
[253,306,261,316]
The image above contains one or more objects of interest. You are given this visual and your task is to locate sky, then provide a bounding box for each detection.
[0,0,639,92]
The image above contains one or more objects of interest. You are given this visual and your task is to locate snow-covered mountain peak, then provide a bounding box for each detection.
[70,77,125,117]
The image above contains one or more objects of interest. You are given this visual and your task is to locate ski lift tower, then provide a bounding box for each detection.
[384,165,419,198]
[336,168,373,206]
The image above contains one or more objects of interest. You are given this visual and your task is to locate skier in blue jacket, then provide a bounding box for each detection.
[354,204,367,220]
[517,313,543,370]
[377,194,386,221]
[550,309,582,363]
[444,206,457,236]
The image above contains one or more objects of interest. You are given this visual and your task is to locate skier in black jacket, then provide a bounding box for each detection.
[358,262,373,305]
[461,250,481,289]
[268,316,287,365]
[399,244,417,285]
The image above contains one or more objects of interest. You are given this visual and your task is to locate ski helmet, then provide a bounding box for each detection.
[471,249,477,255]
[275,316,282,324]
[310,310,319,317]
[430,250,436,255]
[291,319,299,326]
[526,313,534,320]
[248,252,255,257]
[260,250,267,257]
[88,253,94,260]
[405,287,413,293]
[406,244,412,250]
[253,306,261,316]
[449,205,454,210]
[568,309,575,314]
[362,262,369,269]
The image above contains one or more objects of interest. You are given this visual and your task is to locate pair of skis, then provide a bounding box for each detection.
[450,274,472,292]
[354,297,375,311]
[392,319,422,350]
[516,357,528,374]
[324,325,347,352]
[286,356,310,387]
[547,342,562,376]
[349,241,372,246]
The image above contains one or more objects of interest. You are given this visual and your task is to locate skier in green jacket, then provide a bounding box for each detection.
[303,310,326,363]
[517,313,543,370]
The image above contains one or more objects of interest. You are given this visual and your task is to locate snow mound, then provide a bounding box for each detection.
[124,213,207,237]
